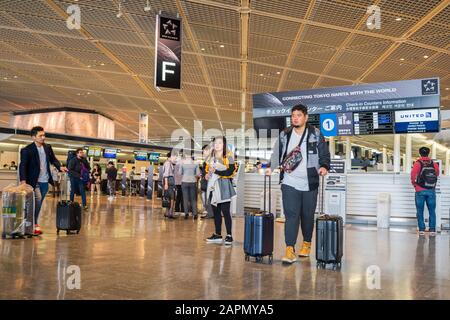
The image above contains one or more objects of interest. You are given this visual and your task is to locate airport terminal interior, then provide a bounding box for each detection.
[0,0,450,300]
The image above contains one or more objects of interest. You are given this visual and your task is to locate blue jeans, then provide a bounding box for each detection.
[34,182,49,224]
[70,177,87,206]
[415,189,436,231]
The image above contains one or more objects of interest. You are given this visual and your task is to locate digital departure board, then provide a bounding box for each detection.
[307,114,320,128]
[353,111,394,135]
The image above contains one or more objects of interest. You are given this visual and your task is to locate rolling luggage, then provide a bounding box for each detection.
[244,174,274,264]
[1,184,35,239]
[56,174,81,235]
[316,176,343,269]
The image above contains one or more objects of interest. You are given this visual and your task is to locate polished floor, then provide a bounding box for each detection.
[1,194,449,300]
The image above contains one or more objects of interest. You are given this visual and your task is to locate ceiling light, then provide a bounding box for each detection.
[399,58,405,61]
[87,92,91,95]
[395,17,402,21]
[219,44,225,48]
[117,2,123,18]
[446,88,449,91]
[201,48,205,51]
[13,75,18,78]
[87,65,91,68]
[100,63,105,66]
[423,55,429,59]
[276,71,281,75]
[259,73,263,76]
[3,77,7,80]
[144,0,151,12]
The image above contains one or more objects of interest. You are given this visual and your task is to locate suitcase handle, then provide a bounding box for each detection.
[319,174,325,215]
[263,174,271,214]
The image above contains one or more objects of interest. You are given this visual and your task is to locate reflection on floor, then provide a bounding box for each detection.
[1,196,449,300]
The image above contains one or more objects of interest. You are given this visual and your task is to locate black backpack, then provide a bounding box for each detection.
[416,160,438,189]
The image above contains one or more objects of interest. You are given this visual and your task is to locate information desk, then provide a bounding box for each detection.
[244,172,450,229]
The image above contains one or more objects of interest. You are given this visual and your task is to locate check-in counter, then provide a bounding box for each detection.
[0,170,18,191]
[244,172,450,228]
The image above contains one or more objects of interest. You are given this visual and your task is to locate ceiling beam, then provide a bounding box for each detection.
[356,0,449,83]
[240,0,250,134]
[276,0,316,92]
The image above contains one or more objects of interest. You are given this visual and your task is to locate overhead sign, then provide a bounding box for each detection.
[394,108,440,133]
[336,112,353,136]
[139,113,148,144]
[354,111,394,135]
[253,78,440,118]
[154,14,182,90]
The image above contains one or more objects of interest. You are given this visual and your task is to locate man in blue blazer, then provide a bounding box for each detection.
[19,126,67,235]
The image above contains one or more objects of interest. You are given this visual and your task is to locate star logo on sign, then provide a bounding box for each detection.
[423,80,435,92]
[162,20,178,36]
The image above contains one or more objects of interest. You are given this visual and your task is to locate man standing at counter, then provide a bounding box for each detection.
[266,104,330,264]
[410,147,439,236]
[19,126,68,235]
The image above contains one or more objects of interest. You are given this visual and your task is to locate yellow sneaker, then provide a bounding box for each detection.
[281,246,297,264]
[298,241,312,257]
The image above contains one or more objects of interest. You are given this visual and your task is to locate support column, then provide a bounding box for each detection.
[89,156,94,170]
[393,135,401,173]
[345,137,351,171]
[382,146,387,172]
[405,134,412,173]
[431,141,437,160]
[329,136,335,160]
[445,150,450,176]
[402,154,406,173]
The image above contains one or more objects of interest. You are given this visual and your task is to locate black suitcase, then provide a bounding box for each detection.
[315,176,343,269]
[56,201,81,235]
[56,174,82,235]
[243,175,274,264]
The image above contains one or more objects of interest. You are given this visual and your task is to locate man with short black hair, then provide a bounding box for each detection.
[19,126,68,235]
[266,104,330,264]
[68,148,90,210]
[410,146,439,236]
[106,161,118,201]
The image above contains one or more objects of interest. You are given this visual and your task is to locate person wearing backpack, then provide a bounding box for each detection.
[410,146,440,236]
[68,148,91,210]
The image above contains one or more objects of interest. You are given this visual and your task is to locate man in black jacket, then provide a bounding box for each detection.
[68,148,90,210]
[266,104,330,264]
[19,126,67,235]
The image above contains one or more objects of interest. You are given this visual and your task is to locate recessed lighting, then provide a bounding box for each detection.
[154,109,157,111]
[87,92,91,95]
[446,88,449,91]
[100,63,105,66]
[201,48,205,51]
[400,58,405,61]
[395,17,402,21]
[3,77,7,80]
[77,93,81,96]
[423,55,429,59]
[87,65,91,68]
[276,71,281,75]
[219,44,225,48]
[13,75,18,78]
[259,73,264,76]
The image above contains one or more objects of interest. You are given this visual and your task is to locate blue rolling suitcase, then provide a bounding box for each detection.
[244,175,274,264]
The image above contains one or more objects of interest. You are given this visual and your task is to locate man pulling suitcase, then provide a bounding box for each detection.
[265,104,330,264]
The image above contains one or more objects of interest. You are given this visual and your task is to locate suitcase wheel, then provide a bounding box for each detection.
[1,232,6,239]
[66,230,70,235]
[56,229,60,235]
[268,255,273,264]
[245,254,250,262]
[76,230,80,234]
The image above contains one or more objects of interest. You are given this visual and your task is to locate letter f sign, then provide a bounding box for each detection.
[66,5,81,30]
[162,62,176,81]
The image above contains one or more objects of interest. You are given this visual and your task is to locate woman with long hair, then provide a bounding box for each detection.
[205,136,237,246]
[91,164,102,198]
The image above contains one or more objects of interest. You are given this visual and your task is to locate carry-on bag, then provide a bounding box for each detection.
[243,174,274,264]
[1,184,35,239]
[56,173,81,235]
[315,175,343,269]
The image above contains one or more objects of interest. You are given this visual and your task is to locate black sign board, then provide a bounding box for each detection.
[307,114,320,128]
[155,15,182,89]
[353,111,394,135]
[329,160,346,174]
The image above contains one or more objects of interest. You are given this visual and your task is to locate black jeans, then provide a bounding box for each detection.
[175,185,184,212]
[281,184,318,245]
[212,201,232,236]
[181,182,197,216]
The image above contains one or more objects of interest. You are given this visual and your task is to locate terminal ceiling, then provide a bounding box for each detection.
[0,0,449,150]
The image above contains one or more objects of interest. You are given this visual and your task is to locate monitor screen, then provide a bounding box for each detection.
[149,152,160,162]
[103,148,117,159]
[253,117,286,138]
[87,146,102,157]
[394,108,440,134]
[134,151,148,161]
